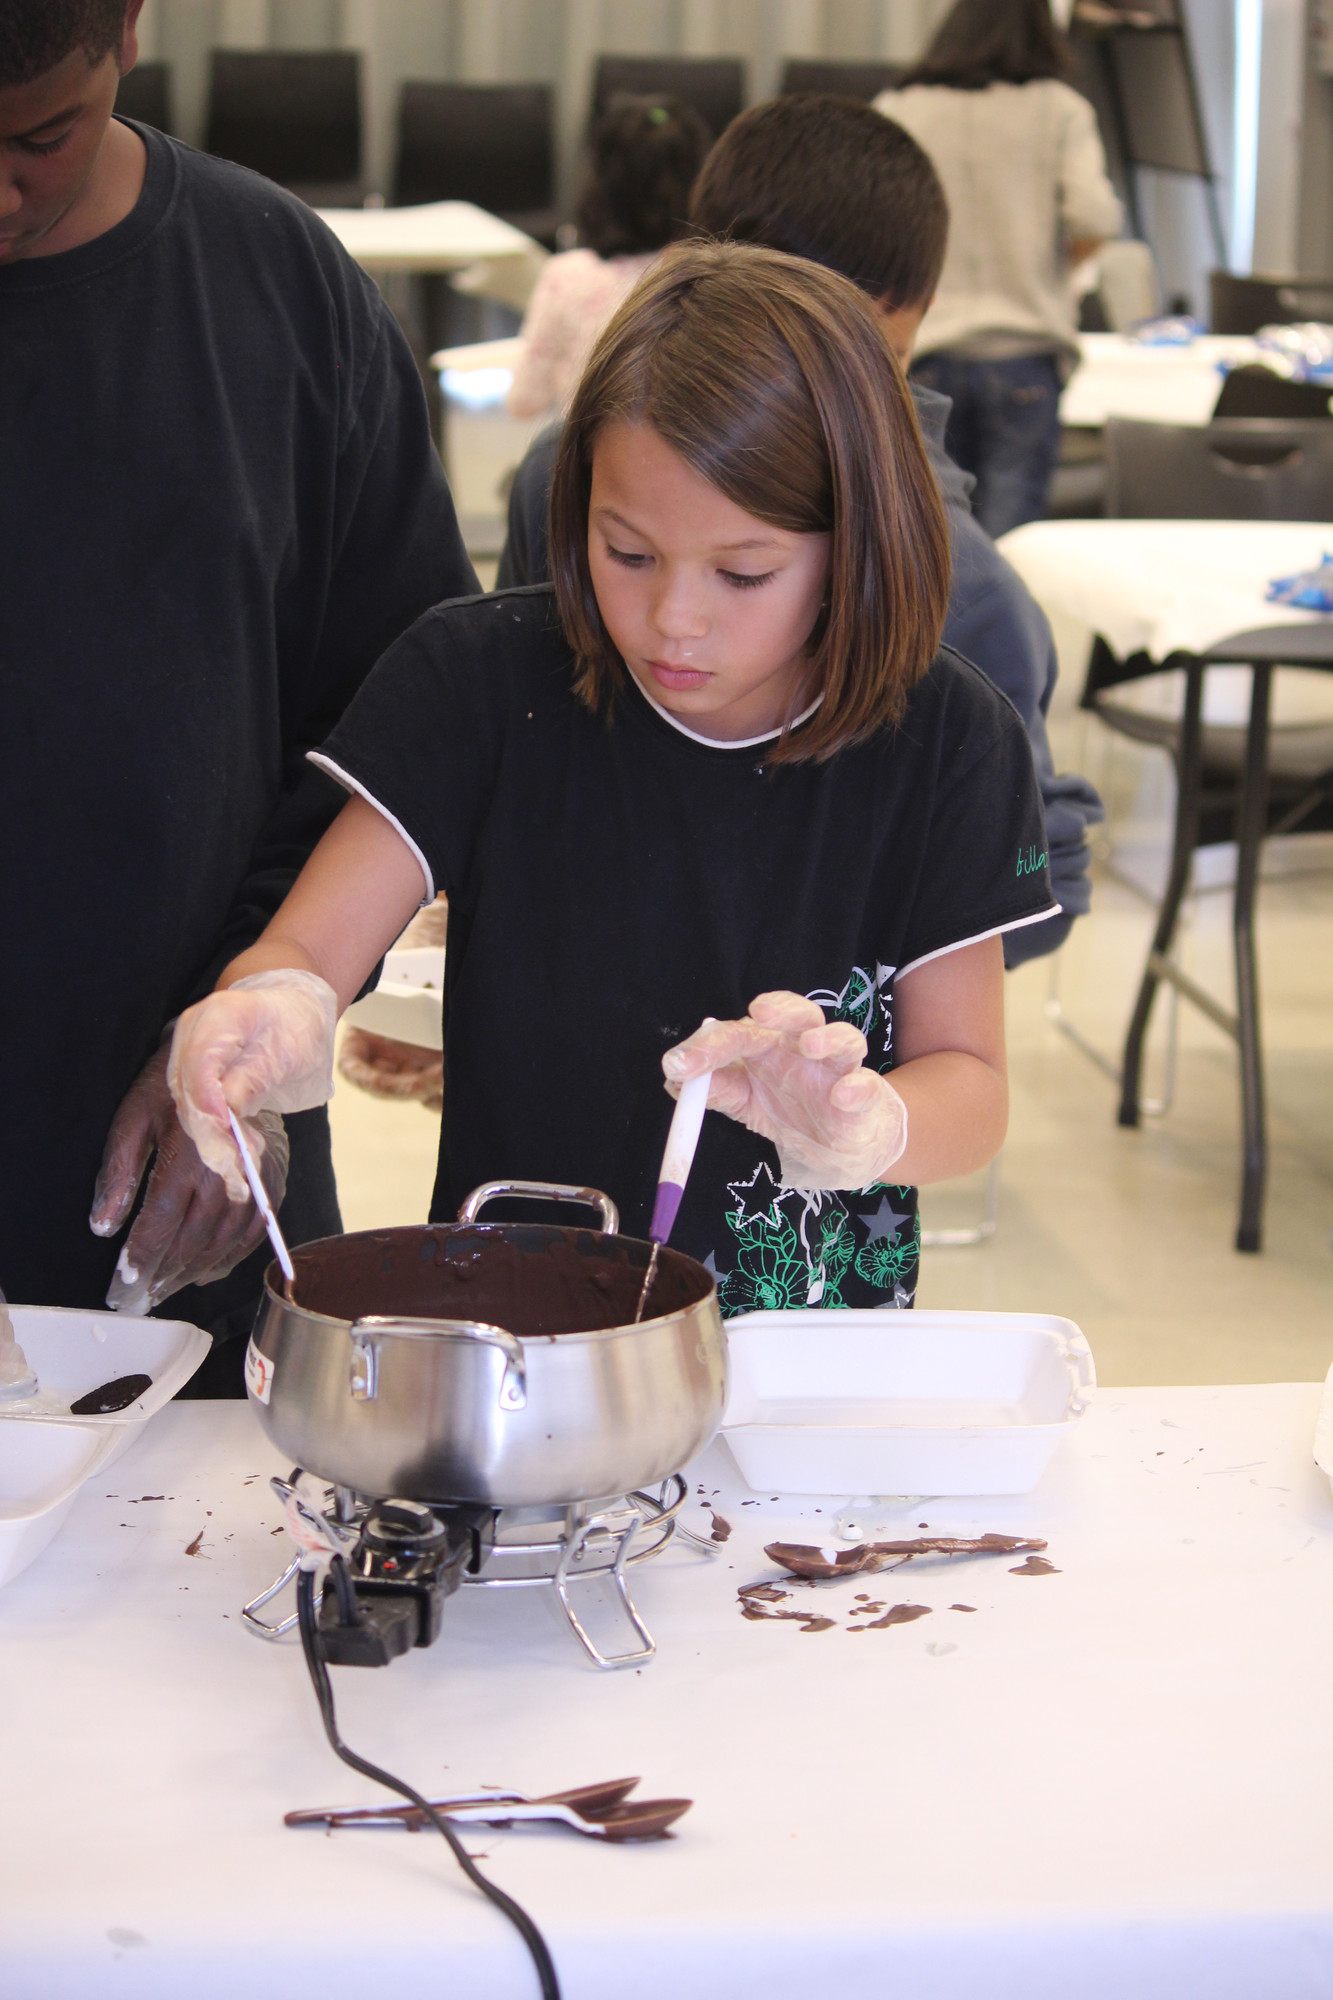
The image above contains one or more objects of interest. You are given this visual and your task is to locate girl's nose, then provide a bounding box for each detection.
[649,574,709,646]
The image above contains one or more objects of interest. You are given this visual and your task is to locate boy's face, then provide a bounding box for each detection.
[589,419,830,745]
[0,13,139,262]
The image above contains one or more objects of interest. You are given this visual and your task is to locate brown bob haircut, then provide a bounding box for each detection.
[549,239,951,764]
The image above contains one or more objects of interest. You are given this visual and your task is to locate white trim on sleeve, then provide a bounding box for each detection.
[306,752,436,906]
[896,904,1063,981]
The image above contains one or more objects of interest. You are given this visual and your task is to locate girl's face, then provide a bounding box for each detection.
[588,420,831,742]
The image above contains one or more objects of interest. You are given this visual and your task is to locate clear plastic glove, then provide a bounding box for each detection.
[90,1044,290,1313]
[662,991,908,1192]
[166,968,336,1205]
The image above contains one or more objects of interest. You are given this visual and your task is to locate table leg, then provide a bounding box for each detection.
[1118,656,1205,1128]
[1233,660,1272,1254]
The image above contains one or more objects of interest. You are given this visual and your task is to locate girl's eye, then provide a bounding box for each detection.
[23,130,74,156]
[606,545,651,570]
[720,569,775,591]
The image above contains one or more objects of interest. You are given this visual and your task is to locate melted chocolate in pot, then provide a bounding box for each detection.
[285,1224,710,1336]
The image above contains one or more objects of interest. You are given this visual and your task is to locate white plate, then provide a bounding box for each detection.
[1313,1359,1333,1495]
[343,945,445,1050]
[721,1308,1095,1498]
[0,1307,210,1591]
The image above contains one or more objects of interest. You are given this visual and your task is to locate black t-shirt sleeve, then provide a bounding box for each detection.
[896,665,1058,977]
[314,592,529,902]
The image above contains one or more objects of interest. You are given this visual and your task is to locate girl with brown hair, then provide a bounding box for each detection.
[167,242,1057,1314]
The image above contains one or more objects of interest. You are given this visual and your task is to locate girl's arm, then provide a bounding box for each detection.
[167,797,428,1199]
[217,794,428,1008]
[889,935,1007,1184]
[661,936,1007,1191]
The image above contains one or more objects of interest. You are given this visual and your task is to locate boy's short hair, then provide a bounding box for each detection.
[550,240,950,765]
[688,94,948,311]
[0,0,127,88]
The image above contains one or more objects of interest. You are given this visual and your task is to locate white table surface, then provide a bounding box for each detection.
[1060,334,1264,429]
[999,519,1333,672]
[315,199,542,273]
[3,1385,1332,1998]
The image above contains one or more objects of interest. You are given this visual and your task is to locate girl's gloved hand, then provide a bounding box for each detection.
[166,969,338,1204]
[662,991,908,1192]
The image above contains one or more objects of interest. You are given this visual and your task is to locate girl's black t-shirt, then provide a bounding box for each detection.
[315,585,1057,1313]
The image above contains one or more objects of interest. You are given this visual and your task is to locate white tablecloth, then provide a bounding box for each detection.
[3,1387,1332,1998]
[1060,334,1264,429]
[999,519,1333,664]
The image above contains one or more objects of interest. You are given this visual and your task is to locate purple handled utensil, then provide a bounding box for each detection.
[635,1069,712,1322]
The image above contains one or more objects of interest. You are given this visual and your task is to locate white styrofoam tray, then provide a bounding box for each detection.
[1312,1359,1333,1496]
[720,1308,1096,1497]
[0,1420,120,1591]
[0,1308,210,1591]
[343,945,445,1050]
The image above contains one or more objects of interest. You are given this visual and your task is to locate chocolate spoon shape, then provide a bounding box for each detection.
[287,1777,690,1842]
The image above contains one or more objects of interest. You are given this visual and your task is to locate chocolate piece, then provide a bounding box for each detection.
[184,1530,204,1557]
[1009,1556,1060,1576]
[70,1373,152,1416]
[950,1604,977,1612]
[862,1602,931,1631]
[705,1507,732,1544]
[765,1532,1047,1582]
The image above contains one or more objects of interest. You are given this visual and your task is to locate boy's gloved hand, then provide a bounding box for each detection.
[662,991,908,1191]
[166,969,337,1205]
[90,1043,289,1311]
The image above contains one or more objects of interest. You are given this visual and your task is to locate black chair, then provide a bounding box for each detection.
[778,59,903,101]
[1213,365,1333,423]
[114,60,171,133]
[393,82,560,246]
[1084,417,1333,1249]
[205,50,362,204]
[590,55,744,141]
[1210,270,1333,335]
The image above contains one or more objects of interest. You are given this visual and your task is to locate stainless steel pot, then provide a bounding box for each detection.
[244,1181,727,1507]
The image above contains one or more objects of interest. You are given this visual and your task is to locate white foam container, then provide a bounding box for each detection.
[1312,1359,1333,1497]
[721,1308,1096,1497]
[344,946,445,1050]
[0,1308,210,1590]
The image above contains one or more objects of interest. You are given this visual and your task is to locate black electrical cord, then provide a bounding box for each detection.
[296,1562,561,2000]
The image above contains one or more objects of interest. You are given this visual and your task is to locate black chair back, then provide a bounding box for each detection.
[1105,417,1333,522]
[114,60,171,133]
[591,55,744,140]
[394,81,554,225]
[778,58,903,100]
[1210,269,1333,335]
[206,50,361,192]
[1213,365,1333,423]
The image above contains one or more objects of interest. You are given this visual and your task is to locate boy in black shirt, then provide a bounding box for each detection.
[0,1,476,1373]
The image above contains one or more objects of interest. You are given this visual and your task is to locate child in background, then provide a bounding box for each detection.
[168,244,1058,1315]
[506,93,710,419]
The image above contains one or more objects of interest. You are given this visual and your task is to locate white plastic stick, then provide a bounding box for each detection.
[228,1109,295,1283]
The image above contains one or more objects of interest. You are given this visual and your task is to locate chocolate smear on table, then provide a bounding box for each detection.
[70,1373,152,1416]
[184,1530,204,1557]
[857,1602,932,1632]
[1009,1556,1060,1576]
[738,1583,834,1634]
[765,1533,1047,1582]
[705,1506,732,1544]
[737,1582,788,1605]
[951,1604,977,1613]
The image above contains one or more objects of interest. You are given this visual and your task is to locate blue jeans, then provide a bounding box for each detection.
[910,351,1063,539]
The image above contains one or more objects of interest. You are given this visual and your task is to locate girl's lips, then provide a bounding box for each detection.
[646,658,710,692]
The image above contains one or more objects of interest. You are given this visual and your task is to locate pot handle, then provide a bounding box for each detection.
[456,1180,619,1235]
[348,1317,527,1411]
